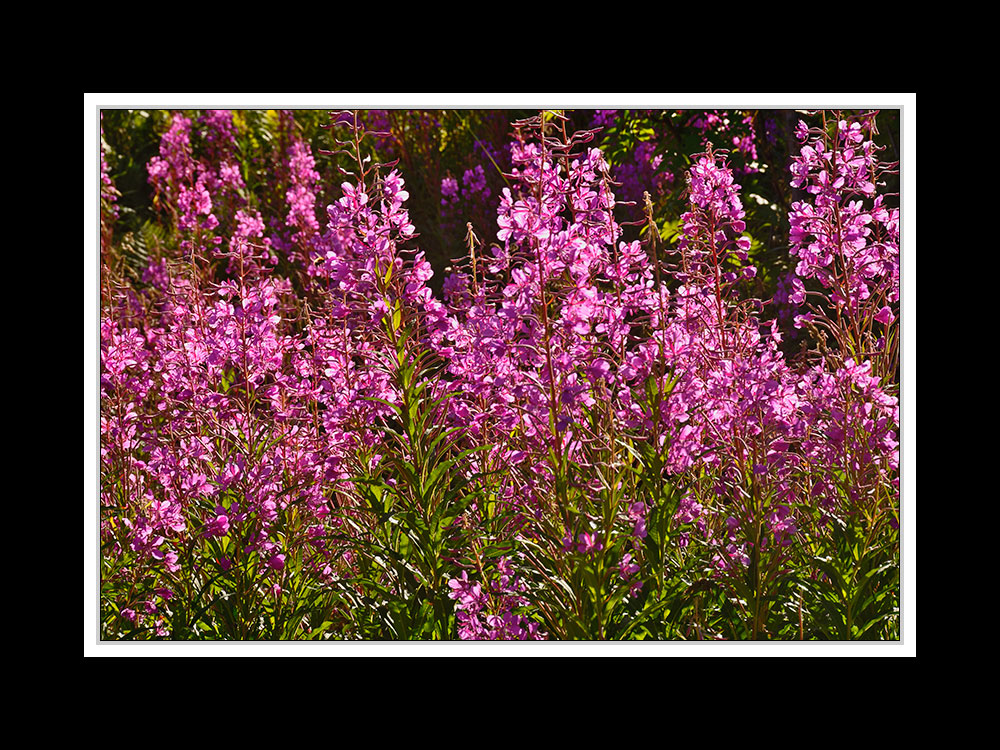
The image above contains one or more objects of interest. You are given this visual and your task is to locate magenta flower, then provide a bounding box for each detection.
[577,532,604,555]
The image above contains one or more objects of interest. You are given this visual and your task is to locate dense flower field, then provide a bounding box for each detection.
[90,101,910,648]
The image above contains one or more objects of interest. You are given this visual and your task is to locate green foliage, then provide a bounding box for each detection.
[323,322,495,639]
[795,491,900,640]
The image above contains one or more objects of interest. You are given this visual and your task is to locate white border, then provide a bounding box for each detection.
[85,93,915,657]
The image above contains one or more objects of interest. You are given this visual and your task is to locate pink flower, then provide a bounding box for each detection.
[577,532,604,555]
[874,306,895,326]
[619,553,640,579]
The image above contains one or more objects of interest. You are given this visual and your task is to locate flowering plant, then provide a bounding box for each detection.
[98,106,902,642]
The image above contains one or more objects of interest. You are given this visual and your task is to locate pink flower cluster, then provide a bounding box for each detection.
[787,117,900,351]
[145,111,250,248]
[101,109,899,639]
[447,562,545,640]
[587,110,760,221]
